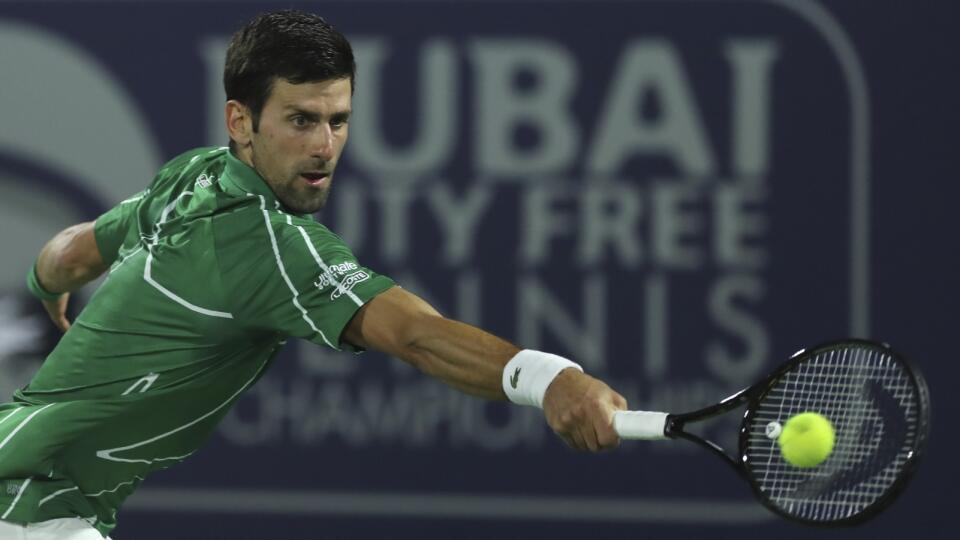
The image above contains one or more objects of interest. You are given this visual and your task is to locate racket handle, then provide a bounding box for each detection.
[613,411,669,440]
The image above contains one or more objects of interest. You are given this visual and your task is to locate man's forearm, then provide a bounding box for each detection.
[35,222,108,294]
[344,287,519,400]
[393,316,626,452]
[404,316,519,400]
[345,287,627,451]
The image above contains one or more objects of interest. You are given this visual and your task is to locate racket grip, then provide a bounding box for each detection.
[613,411,669,440]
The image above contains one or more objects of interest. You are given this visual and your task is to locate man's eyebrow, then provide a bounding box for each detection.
[284,107,321,121]
[283,107,352,122]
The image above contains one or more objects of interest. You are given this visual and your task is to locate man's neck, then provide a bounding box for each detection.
[230,143,257,171]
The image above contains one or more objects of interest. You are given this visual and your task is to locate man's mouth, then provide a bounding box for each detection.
[300,172,329,186]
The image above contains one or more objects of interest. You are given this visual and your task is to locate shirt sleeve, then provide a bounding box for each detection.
[239,218,395,351]
[93,193,144,265]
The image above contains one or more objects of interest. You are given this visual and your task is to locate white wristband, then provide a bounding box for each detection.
[502,350,583,408]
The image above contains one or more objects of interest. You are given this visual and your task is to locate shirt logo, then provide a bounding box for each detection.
[313,262,360,291]
[330,271,370,300]
[328,262,358,274]
[195,173,215,188]
[313,274,332,290]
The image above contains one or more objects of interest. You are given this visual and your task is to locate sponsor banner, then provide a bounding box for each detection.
[1,1,951,538]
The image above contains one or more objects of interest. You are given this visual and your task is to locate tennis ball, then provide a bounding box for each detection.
[777,412,835,468]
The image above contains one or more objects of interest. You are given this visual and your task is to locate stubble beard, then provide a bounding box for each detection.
[251,147,330,214]
[281,181,329,214]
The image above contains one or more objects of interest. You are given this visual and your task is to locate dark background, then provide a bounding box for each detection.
[0,1,956,538]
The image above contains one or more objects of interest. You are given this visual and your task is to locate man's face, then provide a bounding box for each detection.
[248,78,351,214]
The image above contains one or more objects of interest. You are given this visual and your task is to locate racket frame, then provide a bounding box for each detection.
[659,339,931,527]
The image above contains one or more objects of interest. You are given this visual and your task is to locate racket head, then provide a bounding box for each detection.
[738,339,930,526]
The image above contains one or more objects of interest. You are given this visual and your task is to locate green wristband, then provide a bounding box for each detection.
[26,263,64,301]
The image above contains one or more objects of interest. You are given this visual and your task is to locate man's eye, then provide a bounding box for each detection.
[292,116,309,127]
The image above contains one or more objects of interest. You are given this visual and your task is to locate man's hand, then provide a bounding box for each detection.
[31,221,107,332]
[41,294,72,333]
[542,368,628,452]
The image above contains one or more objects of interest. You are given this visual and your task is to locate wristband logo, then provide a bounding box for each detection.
[510,367,521,390]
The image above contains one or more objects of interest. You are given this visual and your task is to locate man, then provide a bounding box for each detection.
[0,10,627,539]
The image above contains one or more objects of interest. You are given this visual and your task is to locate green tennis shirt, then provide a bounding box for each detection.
[0,147,395,536]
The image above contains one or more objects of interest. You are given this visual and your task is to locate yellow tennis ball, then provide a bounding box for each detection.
[777,412,835,468]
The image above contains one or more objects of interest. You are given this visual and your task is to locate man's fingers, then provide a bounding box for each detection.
[544,371,630,452]
[573,403,615,452]
[595,419,621,450]
[52,310,70,332]
[51,312,70,332]
[559,422,618,452]
[56,316,72,332]
[566,428,586,451]
[612,392,628,411]
[42,295,71,333]
[579,425,599,452]
[597,394,626,450]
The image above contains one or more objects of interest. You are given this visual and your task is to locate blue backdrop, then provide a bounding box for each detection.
[0,1,955,538]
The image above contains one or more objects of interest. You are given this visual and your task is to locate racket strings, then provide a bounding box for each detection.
[744,344,922,522]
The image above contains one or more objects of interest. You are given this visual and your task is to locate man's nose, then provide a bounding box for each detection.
[311,125,335,161]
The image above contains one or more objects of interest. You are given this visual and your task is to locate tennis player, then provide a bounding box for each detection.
[0,10,627,539]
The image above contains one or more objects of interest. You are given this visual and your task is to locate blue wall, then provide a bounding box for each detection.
[0,1,954,538]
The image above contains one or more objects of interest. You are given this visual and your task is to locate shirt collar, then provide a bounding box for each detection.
[220,148,277,201]
[220,148,314,219]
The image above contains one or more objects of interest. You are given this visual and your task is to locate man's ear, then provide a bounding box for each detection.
[225,100,253,148]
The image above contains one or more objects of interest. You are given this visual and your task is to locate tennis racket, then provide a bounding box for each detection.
[612,339,930,526]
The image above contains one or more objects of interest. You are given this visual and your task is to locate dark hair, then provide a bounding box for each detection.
[224,10,355,132]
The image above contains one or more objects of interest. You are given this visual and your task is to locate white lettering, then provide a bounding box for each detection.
[348,39,457,173]
[517,274,606,371]
[470,39,578,175]
[726,40,779,178]
[426,184,494,266]
[644,273,669,380]
[520,184,573,266]
[578,182,643,266]
[373,179,418,263]
[714,185,767,269]
[705,274,768,384]
[652,181,703,269]
[587,40,715,177]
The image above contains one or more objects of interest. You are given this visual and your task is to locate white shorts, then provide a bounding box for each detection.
[0,518,110,539]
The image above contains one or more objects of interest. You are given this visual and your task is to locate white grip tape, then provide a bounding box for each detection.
[613,411,669,440]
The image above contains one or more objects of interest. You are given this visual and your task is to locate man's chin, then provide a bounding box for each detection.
[282,192,328,214]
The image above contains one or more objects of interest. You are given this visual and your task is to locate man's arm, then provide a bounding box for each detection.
[343,286,628,451]
[32,222,109,331]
